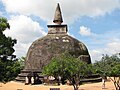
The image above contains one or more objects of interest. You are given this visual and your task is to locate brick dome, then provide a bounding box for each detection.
[16,3,91,82]
[25,33,91,71]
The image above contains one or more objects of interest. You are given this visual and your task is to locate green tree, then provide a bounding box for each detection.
[0,17,10,32]
[109,63,120,90]
[43,53,91,90]
[18,56,25,69]
[0,17,21,82]
[94,54,120,90]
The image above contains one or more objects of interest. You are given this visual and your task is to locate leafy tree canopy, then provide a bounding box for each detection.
[94,54,120,90]
[0,17,21,82]
[43,52,92,90]
[94,54,120,77]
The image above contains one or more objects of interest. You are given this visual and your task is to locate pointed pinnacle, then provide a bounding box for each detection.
[53,3,63,25]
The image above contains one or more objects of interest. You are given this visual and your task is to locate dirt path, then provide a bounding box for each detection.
[0,80,115,90]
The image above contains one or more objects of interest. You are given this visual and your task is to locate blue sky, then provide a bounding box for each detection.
[0,0,120,63]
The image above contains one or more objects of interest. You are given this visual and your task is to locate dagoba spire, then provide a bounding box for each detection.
[53,3,63,25]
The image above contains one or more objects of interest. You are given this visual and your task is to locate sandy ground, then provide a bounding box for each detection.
[0,80,115,90]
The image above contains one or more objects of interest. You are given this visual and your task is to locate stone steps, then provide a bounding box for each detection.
[15,69,44,82]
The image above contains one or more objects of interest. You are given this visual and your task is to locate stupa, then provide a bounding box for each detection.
[16,3,91,82]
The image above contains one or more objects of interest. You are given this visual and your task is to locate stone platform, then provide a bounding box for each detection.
[15,69,44,82]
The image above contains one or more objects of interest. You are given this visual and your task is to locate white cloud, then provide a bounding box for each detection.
[79,26,94,36]
[2,0,120,23]
[1,0,120,62]
[83,29,120,63]
[4,15,46,57]
[90,38,120,63]
[105,42,120,54]
[90,49,103,62]
[2,0,56,23]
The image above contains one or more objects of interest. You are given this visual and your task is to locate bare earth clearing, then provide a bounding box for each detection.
[0,80,115,90]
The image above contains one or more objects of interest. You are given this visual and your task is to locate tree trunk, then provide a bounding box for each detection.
[73,84,79,90]
[109,77,120,90]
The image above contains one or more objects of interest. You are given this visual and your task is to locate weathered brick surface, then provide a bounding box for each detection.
[16,3,91,82]
[25,34,91,71]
